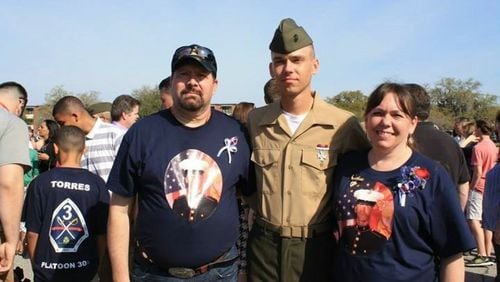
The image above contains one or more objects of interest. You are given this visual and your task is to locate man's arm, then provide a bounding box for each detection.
[0,164,24,273]
[26,231,39,265]
[440,253,464,282]
[108,193,133,282]
[470,165,482,191]
[457,182,469,211]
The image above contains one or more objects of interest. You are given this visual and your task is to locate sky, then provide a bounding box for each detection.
[1,0,499,107]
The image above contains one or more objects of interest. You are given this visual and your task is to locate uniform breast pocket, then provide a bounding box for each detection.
[300,149,337,195]
[251,149,281,194]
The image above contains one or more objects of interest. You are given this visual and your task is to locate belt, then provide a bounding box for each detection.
[255,217,332,238]
[135,242,237,279]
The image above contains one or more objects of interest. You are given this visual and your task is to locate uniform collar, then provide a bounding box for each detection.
[257,91,337,129]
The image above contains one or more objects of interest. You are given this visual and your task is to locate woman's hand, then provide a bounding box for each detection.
[459,135,479,148]
[37,152,49,161]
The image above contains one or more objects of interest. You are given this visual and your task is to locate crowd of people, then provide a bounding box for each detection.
[0,17,498,282]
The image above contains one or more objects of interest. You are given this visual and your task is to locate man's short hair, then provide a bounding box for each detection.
[475,119,493,135]
[159,77,171,91]
[55,125,86,153]
[0,81,28,101]
[405,83,430,121]
[0,81,28,113]
[52,96,86,117]
[111,95,141,122]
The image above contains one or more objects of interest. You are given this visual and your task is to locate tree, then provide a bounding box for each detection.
[44,85,73,106]
[325,90,367,118]
[428,78,497,122]
[34,86,102,125]
[131,85,161,116]
[78,91,101,107]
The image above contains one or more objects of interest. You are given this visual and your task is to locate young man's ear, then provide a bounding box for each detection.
[53,143,59,155]
[268,62,275,78]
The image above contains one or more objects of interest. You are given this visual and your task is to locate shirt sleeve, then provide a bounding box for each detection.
[482,165,500,231]
[471,145,481,166]
[428,164,476,258]
[238,128,254,197]
[0,116,31,170]
[106,132,139,197]
[456,145,471,184]
[335,116,371,154]
[94,179,110,235]
[24,179,44,233]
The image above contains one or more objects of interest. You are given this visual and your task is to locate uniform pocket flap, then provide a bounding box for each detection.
[251,149,280,167]
[301,149,337,170]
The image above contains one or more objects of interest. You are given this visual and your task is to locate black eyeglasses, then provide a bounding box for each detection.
[173,45,215,62]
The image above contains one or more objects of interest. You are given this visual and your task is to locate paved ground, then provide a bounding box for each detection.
[464,252,497,282]
[13,253,497,281]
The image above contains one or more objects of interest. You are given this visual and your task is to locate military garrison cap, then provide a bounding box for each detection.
[87,102,112,115]
[269,18,313,54]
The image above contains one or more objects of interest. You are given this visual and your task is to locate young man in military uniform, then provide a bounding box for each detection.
[246,18,370,281]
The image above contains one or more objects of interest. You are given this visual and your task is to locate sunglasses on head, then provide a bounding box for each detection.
[174,45,215,62]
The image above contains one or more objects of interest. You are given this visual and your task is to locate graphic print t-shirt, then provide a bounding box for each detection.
[25,167,109,282]
[332,151,475,282]
[107,109,251,268]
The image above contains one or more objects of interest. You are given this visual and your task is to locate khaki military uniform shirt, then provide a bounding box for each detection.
[247,92,369,235]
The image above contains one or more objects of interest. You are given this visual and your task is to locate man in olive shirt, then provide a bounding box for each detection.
[246,18,369,281]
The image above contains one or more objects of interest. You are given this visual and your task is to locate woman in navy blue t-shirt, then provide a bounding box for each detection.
[332,83,475,282]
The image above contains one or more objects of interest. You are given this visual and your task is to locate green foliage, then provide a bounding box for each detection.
[78,91,101,107]
[427,78,498,129]
[131,85,162,117]
[428,108,455,130]
[325,90,367,118]
[325,78,498,131]
[44,85,73,106]
[43,85,101,107]
[33,77,499,131]
[34,86,102,125]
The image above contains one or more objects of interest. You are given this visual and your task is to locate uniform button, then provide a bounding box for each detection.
[352,250,356,255]
[286,218,290,223]
[288,165,293,169]
[287,190,291,195]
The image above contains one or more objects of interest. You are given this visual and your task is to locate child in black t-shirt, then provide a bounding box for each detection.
[25,126,109,282]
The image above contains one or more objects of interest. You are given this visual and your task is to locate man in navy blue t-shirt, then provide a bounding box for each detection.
[107,44,252,281]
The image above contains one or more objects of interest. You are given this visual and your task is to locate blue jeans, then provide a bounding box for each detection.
[131,245,238,282]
